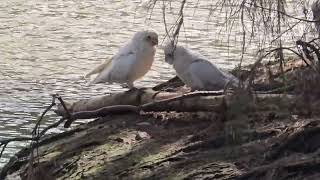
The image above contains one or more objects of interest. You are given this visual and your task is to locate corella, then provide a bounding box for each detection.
[86,30,158,89]
[163,43,238,91]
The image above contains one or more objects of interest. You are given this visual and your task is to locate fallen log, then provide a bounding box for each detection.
[55,88,183,116]
[140,91,227,112]
[63,105,140,128]
[56,88,296,115]
[55,86,296,128]
[61,91,228,127]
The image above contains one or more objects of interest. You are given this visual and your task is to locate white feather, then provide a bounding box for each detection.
[164,44,238,91]
[86,30,158,88]
[85,57,112,78]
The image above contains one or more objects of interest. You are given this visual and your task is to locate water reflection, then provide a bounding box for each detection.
[0,0,310,167]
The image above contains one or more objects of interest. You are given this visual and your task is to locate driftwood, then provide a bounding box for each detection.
[63,105,140,128]
[55,86,296,128]
[60,90,228,127]
[56,89,295,116]
[55,88,183,116]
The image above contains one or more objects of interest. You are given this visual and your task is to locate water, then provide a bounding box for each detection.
[0,0,313,167]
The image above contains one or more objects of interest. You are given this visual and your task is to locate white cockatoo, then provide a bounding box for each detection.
[85,30,158,88]
[163,43,239,91]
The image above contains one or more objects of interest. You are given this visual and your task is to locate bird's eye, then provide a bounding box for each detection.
[166,53,173,58]
[147,35,151,39]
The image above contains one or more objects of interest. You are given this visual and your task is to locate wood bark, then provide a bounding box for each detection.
[55,86,296,128]
[55,88,183,116]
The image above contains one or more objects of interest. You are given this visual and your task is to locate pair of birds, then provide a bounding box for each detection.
[86,30,238,91]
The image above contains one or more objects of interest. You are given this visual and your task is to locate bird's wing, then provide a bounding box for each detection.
[188,59,235,90]
[85,57,113,78]
[91,51,136,84]
[85,41,135,78]
[86,39,138,83]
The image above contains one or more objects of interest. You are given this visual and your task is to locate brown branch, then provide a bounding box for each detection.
[57,95,72,119]
[0,144,7,160]
[0,137,35,159]
[308,37,320,45]
[0,94,70,161]
[172,0,185,42]
[63,105,140,128]
[40,118,66,137]
[62,91,226,127]
[296,40,320,70]
[162,1,172,42]
[270,20,301,44]
[141,91,225,112]
[162,0,186,45]
[244,2,319,23]
[248,50,274,90]
[145,0,158,20]
[276,0,286,88]
[248,46,305,89]
[32,94,57,136]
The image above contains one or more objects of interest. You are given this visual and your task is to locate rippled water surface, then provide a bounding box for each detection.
[0,0,311,167]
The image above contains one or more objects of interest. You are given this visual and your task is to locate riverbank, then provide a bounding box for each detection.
[2,57,320,180]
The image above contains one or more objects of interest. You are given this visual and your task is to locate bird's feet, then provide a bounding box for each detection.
[127,87,139,92]
[127,87,149,93]
[120,83,135,89]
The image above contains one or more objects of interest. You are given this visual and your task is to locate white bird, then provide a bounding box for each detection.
[163,43,239,91]
[85,30,158,88]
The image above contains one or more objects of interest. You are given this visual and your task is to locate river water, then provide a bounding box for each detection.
[0,0,313,167]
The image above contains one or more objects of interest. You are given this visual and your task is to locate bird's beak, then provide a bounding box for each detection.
[151,38,158,46]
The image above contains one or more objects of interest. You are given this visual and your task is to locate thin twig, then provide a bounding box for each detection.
[0,94,70,162]
[32,94,57,136]
[0,137,35,159]
[244,1,320,23]
[248,46,304,89]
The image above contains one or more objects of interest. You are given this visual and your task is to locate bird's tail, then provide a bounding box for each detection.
[85,57,113,78]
